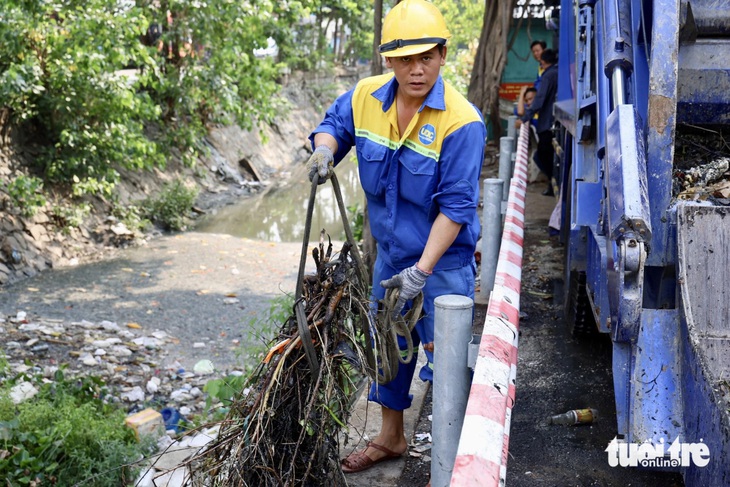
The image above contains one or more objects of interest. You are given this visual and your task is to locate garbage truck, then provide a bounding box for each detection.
[552,0,730,484]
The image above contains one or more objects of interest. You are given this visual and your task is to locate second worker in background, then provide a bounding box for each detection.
[521,48,558,196]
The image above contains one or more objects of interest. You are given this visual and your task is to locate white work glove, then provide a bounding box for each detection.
[380,263,431,319]
[307,145,334,185]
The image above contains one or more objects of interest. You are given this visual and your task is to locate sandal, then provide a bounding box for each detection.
[341,441,404,473]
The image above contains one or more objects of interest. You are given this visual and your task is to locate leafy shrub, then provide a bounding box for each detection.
[112,203,151,235]
[0,369,151,486]
[142,179,198,231]
[0,0,287,193]
[51,202,91,231]
[6,175,46,217]
[0,1,164,192]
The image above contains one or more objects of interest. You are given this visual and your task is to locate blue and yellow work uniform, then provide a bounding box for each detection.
[310,73,486,411]
[534,65,545,91]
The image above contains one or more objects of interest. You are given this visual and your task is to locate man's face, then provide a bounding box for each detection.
[385,46,446,101]
[531,44,544,62]
[524,91,535,107]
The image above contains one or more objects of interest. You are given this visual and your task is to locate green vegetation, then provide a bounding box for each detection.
[0,362,153,486]
[51,201,91,231]
[141,178,198,231]
[6,175,46,217]
[112,202,151,235]
[434,0,485,93]
[0,0,374,204]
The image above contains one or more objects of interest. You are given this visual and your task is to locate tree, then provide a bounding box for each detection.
[468,0,518,139]
[359,0,393,276]
[0,0,286,195]
[371,0,384,76]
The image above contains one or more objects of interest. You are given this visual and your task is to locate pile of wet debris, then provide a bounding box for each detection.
[1,310,235,486]
[674,125,730,201]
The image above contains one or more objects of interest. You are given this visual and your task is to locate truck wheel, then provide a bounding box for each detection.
[564,270,598,338]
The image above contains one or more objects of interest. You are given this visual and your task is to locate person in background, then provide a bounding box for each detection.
[530,40,547,90]
[521,48,558,196]
[143,9,197,63]
[515,85,537,128]
[515,85,541,184]
[305,0,486,477]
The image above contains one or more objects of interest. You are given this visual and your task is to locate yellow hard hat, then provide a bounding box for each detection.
[379,0,451,58]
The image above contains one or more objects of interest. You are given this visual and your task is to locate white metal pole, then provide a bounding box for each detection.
[432,295,474,487]
[498,136,514,202]
[480,178,503,300]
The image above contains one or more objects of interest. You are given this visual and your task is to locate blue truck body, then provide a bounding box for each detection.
[553,0,730,484]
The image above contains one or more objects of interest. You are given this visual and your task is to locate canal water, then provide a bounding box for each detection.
[195,156,364,243]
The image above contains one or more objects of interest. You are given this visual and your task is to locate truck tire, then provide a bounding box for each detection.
[558,128,598,338]
[564,270,598,338]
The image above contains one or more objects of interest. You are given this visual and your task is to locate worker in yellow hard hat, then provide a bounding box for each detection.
[306,0,486,476]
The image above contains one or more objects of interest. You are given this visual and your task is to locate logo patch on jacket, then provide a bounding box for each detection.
[418,124,436,145]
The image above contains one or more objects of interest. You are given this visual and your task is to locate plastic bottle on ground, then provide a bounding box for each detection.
[549,408,598,425]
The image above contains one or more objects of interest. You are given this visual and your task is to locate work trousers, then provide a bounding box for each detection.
[536,129,555,181]
[367,255,475,411]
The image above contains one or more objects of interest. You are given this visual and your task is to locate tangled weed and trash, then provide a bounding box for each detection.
[674,125,730,201]
[193,232,374,486]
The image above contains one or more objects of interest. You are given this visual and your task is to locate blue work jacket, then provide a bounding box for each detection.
[310,73,486,272]
[522,63,557,133]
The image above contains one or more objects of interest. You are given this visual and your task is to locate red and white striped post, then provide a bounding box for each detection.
[450,123,529,486]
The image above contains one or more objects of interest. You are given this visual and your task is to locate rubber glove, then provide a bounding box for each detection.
[380,263,431,319]
[307,145,334,185]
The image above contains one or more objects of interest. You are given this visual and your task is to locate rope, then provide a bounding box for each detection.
[371,288,424,385]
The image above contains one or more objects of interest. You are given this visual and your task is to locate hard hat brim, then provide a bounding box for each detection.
[379,36,447,58]
[382,43,439,58]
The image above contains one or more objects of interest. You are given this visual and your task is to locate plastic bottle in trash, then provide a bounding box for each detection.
[550,408,598,425]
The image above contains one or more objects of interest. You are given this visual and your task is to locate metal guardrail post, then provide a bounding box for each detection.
[498,136,514,202]
[480,178,503,299]
[507,115,517,141]
[432,295,474,487]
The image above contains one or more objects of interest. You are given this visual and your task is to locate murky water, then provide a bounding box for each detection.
[195,156,364,243]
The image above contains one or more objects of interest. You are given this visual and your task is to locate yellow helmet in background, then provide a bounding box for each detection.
[379,0,451,58]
